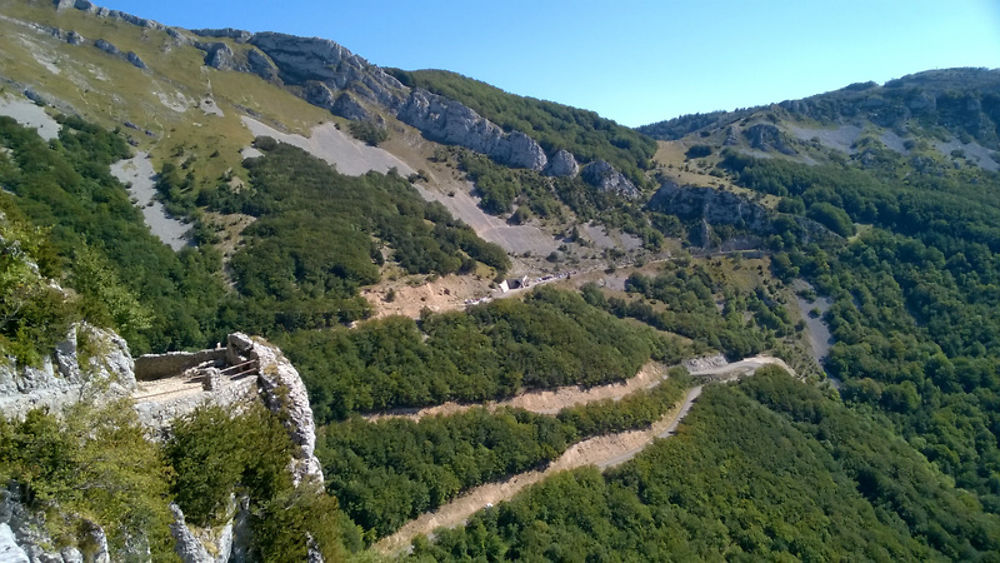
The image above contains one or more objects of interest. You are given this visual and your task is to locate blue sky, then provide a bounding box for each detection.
[98,0,1000,127]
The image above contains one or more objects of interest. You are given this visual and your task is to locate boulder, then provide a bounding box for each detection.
[126,51,146,70]
[544,149,578,177]
[93,39,119,56]
[65,30,85,45]
[580,160,639,198]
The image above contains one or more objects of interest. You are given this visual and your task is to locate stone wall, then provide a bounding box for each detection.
[134,349,226,381]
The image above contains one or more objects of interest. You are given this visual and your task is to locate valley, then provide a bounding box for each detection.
[0,0,999,560]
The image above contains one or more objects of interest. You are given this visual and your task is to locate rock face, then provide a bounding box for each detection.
[1,487,108,563]
[580,159,639,198]
[398,89,547,170]
[331,92,369,121]
[191,28,253,42]
[196,41,235,70]
[544,148,579,177]
[169,504,233,563]
[742,123,797,155]
[245,48,278,81]
[193,30,553,172]
[194,42,278,81]
[0,324,136,420]
[0,523,28,563]
[230,333,325,485]
[248,32,405,110]
[648,179,771,233]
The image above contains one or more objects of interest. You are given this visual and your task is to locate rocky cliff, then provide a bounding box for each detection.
[1,328,326,561]
[647,179,772,233]
[0,323,134,420]
[45,1,628,185]
[398,88,548,170]
[186,29,576,175]
[580,159,639,198]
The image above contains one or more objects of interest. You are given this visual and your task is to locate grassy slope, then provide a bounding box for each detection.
[0,1,330,186]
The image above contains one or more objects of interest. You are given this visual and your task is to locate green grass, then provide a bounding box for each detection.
[0,2,331,192]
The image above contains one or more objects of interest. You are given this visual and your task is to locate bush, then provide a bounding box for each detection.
[685,145,713,159]
[348,121,389,146]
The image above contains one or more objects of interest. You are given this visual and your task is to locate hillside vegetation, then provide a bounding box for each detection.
[414,369,1000,560]
[0,401,356,561]
[640,68,1000,148]
[5,1,1000,558]
[279,286,692,422]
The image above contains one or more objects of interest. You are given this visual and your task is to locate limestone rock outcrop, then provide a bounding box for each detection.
[247,32,406,111]
[196,41,236,70]
[580,159,639,198]
[125,51,146,69]
[647,179,770,233]
[742,123,797,155]
[229,333,325,485]
[191,27,253,42]
[93,38,118,55]
[0,323,135,420]
[1,487,108,563]
[0,523,28,563]
[544,148,579,177]
[331,91,370,121]
[169,504,233,563]
[399,89,548,171]
[194,29,552,172]
[195,41,278,81]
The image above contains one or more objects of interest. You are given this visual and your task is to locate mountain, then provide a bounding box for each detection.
[641,68,1000,169]
[2,0,1000,560]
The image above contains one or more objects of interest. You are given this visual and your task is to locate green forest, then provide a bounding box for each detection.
[413,369,1000,561]
[6,73,1000,560]
[279,286,691,422]
[320,372,690,539]
[717,146,1000,508]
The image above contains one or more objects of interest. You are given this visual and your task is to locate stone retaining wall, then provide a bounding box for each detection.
[134,349,226,381]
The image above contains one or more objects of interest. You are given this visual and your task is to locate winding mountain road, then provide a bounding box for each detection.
[375,384,704,555]
[373,354,790,554]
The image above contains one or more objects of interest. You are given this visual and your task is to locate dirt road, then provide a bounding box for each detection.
[364,362,669,422]
[374,384,703,555]
[688,354,794,379]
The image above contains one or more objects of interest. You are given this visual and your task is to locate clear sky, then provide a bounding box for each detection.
[96,0,1000,127]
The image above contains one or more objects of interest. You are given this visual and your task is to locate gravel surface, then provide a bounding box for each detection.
[241,116,415,176]
[0,95,60,140]
[110,152,191,251]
